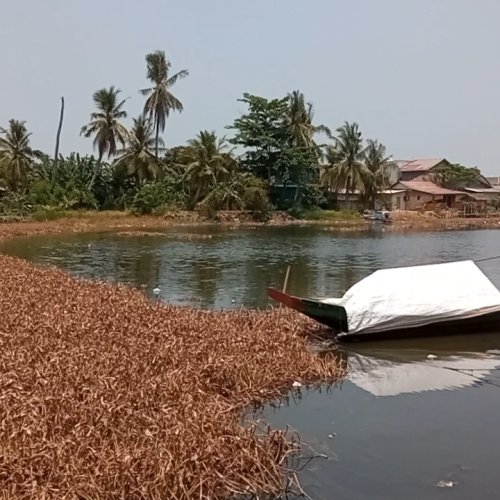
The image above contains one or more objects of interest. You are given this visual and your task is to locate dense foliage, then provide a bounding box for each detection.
[0,49,433,218]
[434,163,481,189]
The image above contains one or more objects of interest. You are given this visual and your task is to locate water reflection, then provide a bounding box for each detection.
[3,227,500,312]
[266,333,500,500]
[347,352,500,396]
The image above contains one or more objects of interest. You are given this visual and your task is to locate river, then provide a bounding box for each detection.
[2,226,500,499]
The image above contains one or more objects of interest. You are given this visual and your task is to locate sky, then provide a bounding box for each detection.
[1,0,500,174]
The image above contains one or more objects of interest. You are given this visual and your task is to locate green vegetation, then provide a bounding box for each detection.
[0,50,396,221]
[434,163,481,189]
[299,209,362,221]
[321,123,397,209]
[141,50,188,158]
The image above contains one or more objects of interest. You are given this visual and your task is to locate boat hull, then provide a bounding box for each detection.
[268,288,500,342]
[340,310,500,342]
[268,288,348,332]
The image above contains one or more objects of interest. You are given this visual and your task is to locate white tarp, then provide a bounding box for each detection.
[322,260,500,335]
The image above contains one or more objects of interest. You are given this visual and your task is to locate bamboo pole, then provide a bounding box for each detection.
[282,265,291,293]
[277,266,291,318]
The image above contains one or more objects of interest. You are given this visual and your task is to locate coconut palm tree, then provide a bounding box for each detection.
[365,140,398,194]
[0,119,40,190]
[361,140,398,208]
[81,86,128,189]
[202,173,246,211]
[114,115,165,186]
[320,122,372,209]
[287,90,331,153]
[141,50,188,158]
[179,130,236,208]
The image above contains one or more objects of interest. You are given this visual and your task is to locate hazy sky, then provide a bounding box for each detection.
[1,0,500,173]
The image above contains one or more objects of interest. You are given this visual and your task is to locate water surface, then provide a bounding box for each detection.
[2,226,500,499]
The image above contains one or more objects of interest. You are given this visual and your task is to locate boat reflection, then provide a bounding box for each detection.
[342,332,500,397]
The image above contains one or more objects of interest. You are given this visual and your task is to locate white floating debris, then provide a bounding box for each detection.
[427,354,438,360]
[292,381,302,389]
[436,480,456,488]
[231,299,236,304]
[328,434,334,439]
[153,287,161,296]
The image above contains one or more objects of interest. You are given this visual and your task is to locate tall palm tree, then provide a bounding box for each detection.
[141,50,188,158]
[362,139,398,208]
[81,86,128,189]
[179,130,235,208]
[287,90,331,151]
[320,122,372,209]
[114,115,165,186]
[0,119,40,190]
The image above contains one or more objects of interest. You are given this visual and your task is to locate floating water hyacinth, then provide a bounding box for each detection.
[0,254,346,499]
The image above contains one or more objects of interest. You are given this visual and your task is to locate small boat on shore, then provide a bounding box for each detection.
[268,260,500,341]
[363,209,392,223]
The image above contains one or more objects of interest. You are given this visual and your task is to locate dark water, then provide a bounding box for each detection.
[2,226,500,499]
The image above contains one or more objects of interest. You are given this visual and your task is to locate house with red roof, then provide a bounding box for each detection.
[378,158,499,211]
[390,180,462,210]
[398,158,450,182]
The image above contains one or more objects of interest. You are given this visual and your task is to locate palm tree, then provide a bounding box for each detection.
[0,119,40,190]
[363,139,398,207]
[203,173,247,211]
[179,130,236,208]
[81,86,128,189]
[287,90,331,152]
[114,115,165,186]
[141,50,188,158]
[320,122,372,209]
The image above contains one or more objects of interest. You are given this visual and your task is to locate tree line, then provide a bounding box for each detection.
[0,49,400,219]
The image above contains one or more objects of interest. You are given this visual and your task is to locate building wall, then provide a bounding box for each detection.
[399,160,448,182]
[383,191,448,210]
[400,171,429,181]
[377,193,405,210]
[335,194,364,211]
[404,191,436,210]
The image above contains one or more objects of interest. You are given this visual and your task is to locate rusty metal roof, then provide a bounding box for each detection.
[399,158,445,172]
[399,181,462,195]
[463,192,490,201]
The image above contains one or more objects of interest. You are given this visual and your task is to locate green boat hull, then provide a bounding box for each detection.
[268,288,500,342]
[268,288,348,333]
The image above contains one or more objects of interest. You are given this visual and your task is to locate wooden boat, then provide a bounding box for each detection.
[268,260,500,341]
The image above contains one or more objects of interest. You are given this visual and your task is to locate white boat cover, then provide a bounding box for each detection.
[322,260,500,336]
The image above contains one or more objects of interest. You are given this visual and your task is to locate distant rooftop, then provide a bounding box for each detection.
[399,158,446,172]
[399,180,462,196]
[486,176,500,186]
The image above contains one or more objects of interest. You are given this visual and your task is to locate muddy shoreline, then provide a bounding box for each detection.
[0,209,499,243]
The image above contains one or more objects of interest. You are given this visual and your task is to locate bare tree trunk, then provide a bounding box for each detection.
[155,119,160,159]
[346,176,351,211]
[88,153,102,191]
[52,97,65,187]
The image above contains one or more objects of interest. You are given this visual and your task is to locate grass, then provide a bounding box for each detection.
[300,209,362,221]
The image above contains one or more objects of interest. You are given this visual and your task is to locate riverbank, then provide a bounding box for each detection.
[0,253,345,498]
[1,209,500,243]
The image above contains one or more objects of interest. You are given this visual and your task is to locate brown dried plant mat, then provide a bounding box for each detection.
[0,255,346,499]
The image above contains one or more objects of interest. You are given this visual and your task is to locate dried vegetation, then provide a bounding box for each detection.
[0,254,345,499]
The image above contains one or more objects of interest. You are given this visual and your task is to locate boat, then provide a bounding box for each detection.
[268,260,500,341]
[363,209,392,223]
